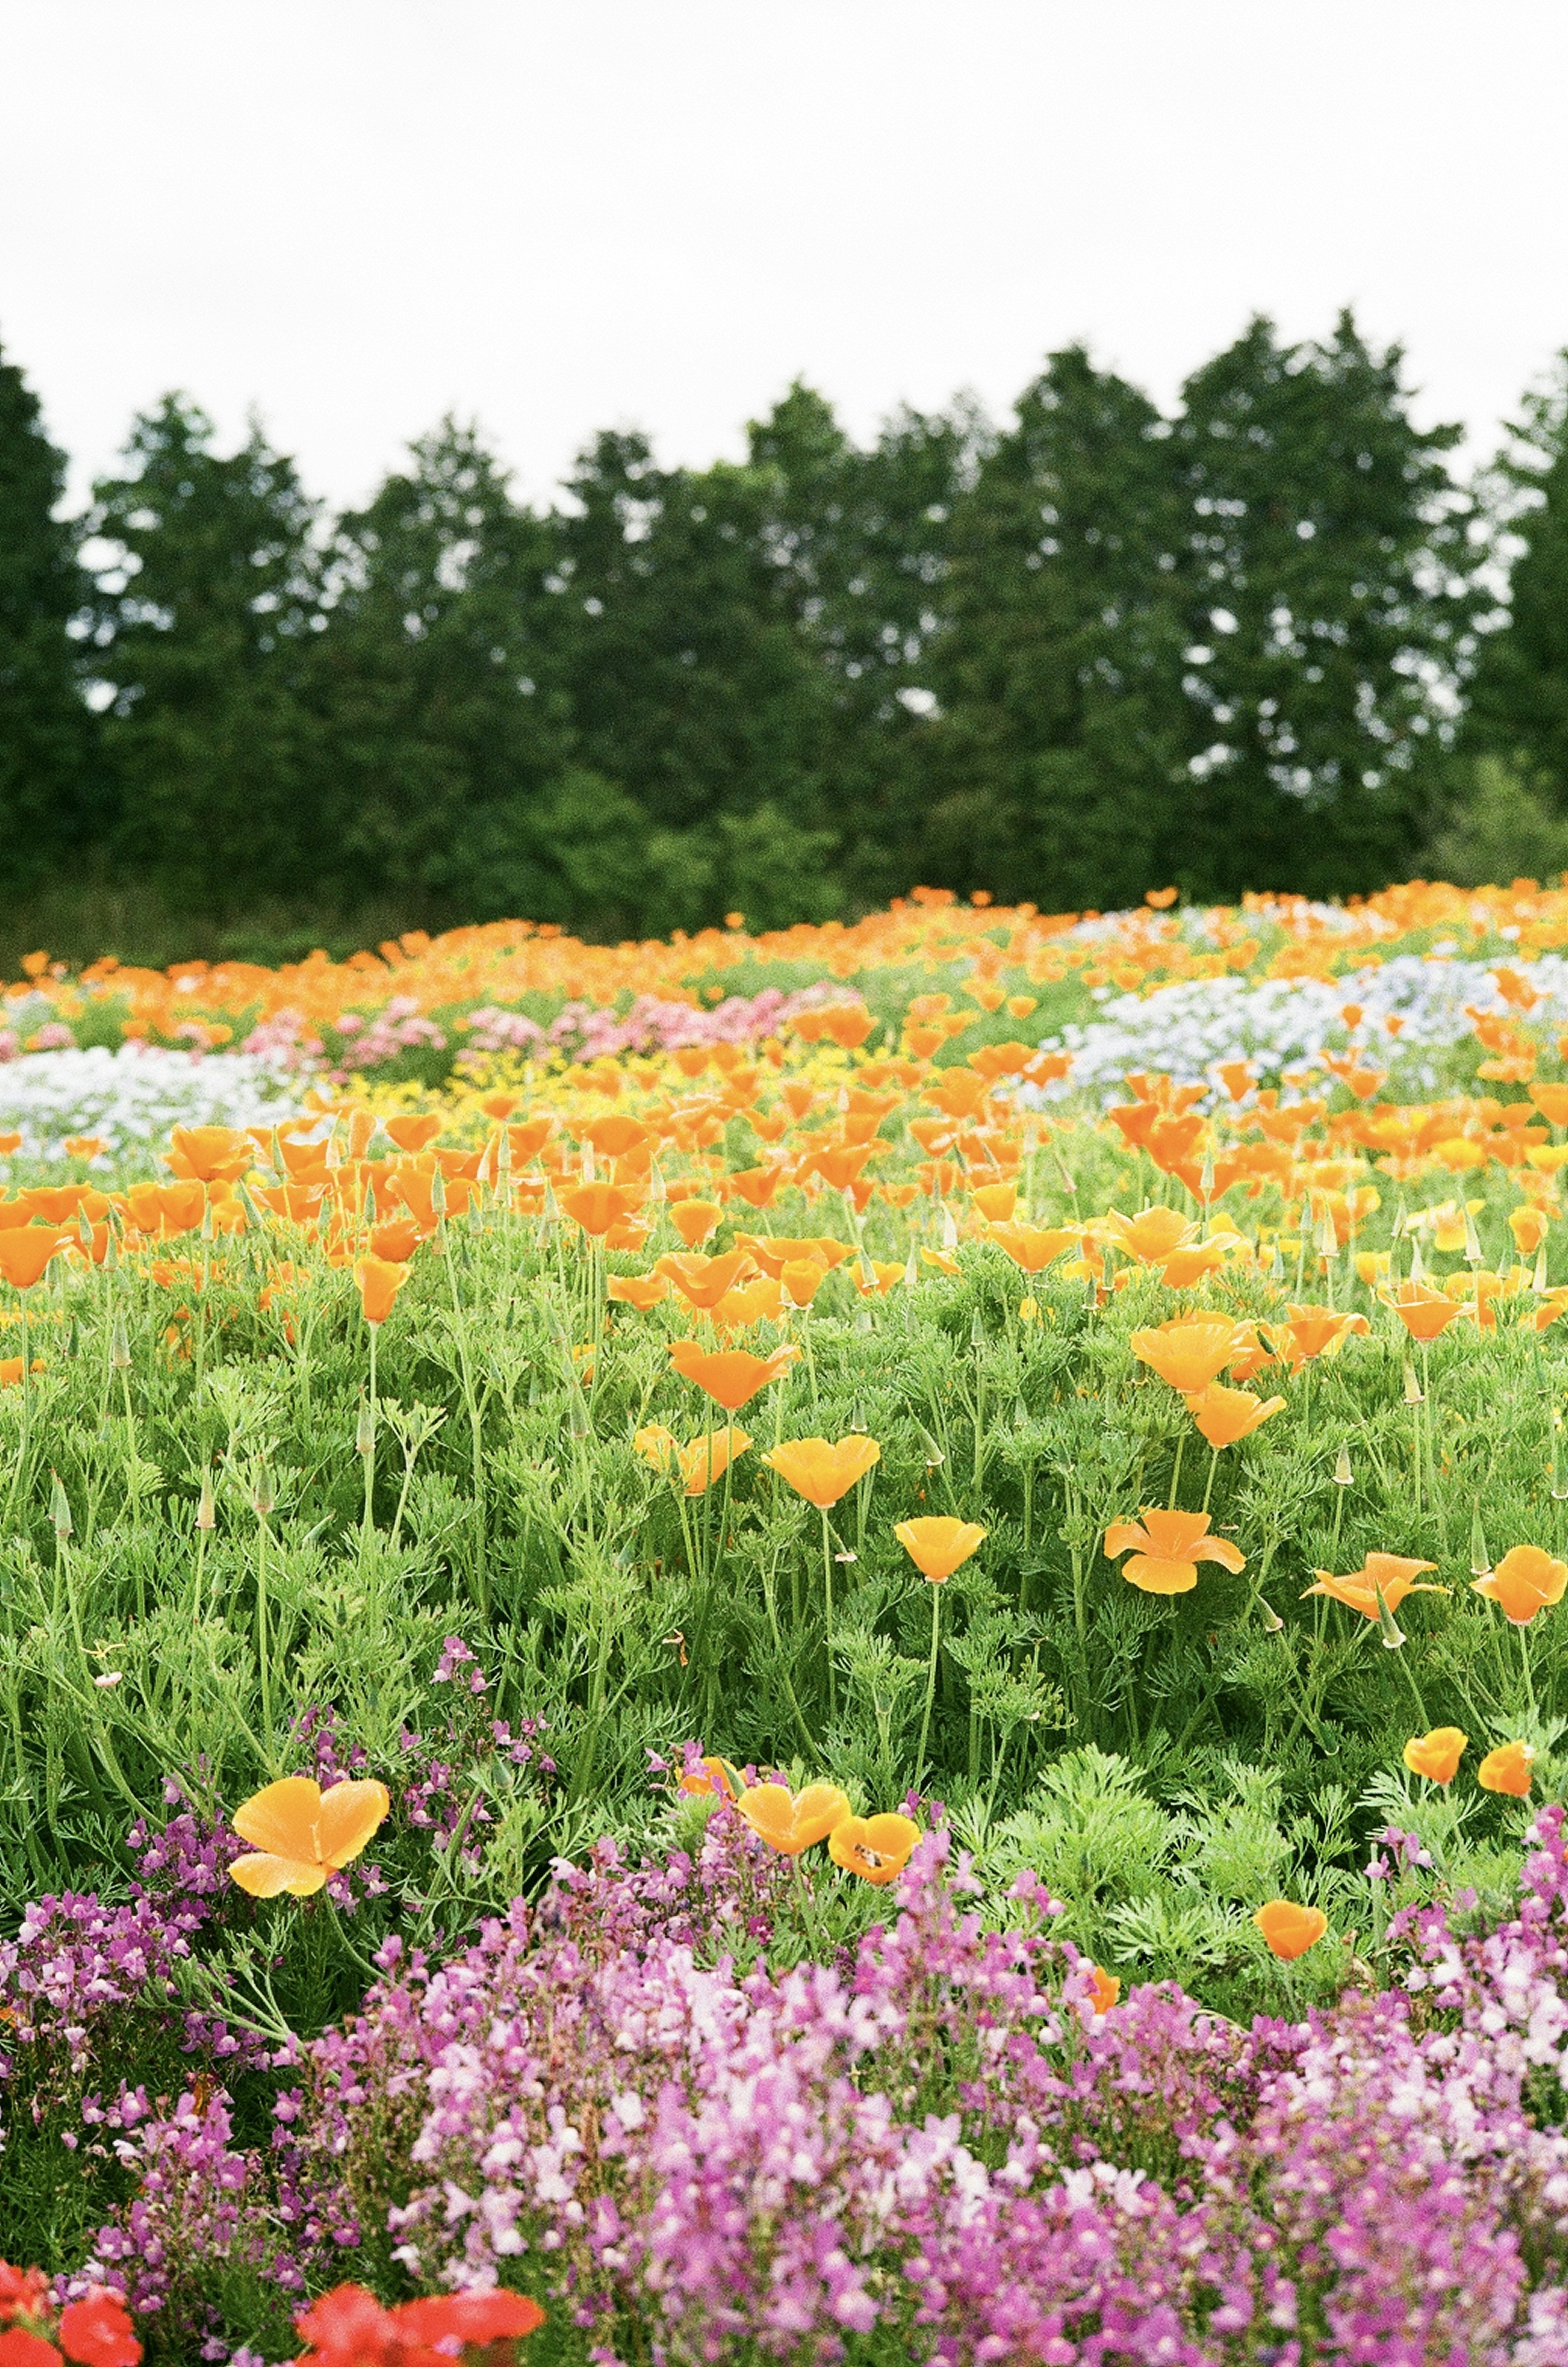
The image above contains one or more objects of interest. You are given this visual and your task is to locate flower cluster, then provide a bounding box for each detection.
[60,1792,1568,2363]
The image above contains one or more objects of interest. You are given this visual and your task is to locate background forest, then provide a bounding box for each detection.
[5,308,1568,963]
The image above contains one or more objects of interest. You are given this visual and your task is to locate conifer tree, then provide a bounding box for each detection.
[0,338,98,893]
[1466,356,1568,802]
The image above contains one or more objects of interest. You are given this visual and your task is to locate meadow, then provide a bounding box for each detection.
[6,881,1568,2362]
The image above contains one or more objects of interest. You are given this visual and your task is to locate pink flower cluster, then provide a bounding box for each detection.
[59,1792,1568,2363]
[456,983,863,1071]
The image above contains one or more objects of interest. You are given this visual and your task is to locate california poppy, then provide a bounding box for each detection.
[166,1125,254,1184]
[986,1221,1077,1274]
[1185,1383,1287,1450]
[608,1272,670,1310]
[1302,1552,1444,1621]
[1085,1964,1121,2013]
[675,1428,752,1495]
[353,1255,411,1328]
[764,1435,881,1509]
[1129,1315,1239,1395]
[655,1250,757,1310]
[228,1775,390,1897]
[828,1811,920,1885]
[735,1780,851,1855]
[1106,1206,1195,1264]
[1103,1508,1245,1596]
[1478,1740,1535,1796]
[669,1198,722,1248]
[676,1756,738,1801]
[894,1515,987,1582]
[1403,1727,1467,1785]
[1472,1544,1568,1625]
[1383,1280,1466,1343]
[381,1114,443,1154]
[559,1182,641,1237]
[1264,1304,1370,1368]
[1254,1899,1328,1960]
[780,1256,830,1308]
[668,1340,799,1410]
[0,1228,69,1292]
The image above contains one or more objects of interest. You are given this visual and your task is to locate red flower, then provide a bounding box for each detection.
[294,2282,544,2367]
[58,2296,140,2367]
[0,2330,62,2367]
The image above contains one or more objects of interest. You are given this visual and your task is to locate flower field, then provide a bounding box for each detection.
[10,881,1568,2358]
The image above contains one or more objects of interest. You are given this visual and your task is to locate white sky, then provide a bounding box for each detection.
[2,0,1566,513]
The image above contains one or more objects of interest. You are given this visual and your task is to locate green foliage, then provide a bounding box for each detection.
[0,339,101,892]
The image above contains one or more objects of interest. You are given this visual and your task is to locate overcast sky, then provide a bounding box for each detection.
[2,0,1566,513]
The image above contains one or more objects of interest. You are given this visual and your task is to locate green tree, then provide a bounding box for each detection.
[744,380,972,904]
[917,346,1190,908]
[1465,356,1568,801]
[546,428,844,925]
[0,337,100,894]
[87,397,324,912]
[1170,312,1477,897]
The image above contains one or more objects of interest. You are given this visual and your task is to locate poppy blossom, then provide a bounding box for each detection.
[381,1114,444,1153]
[1383,1280,1466,1342]
[1085,1964,1121,2014]
[1254,1899,1328,1960]
[353,1255,411,1328]
[669,1198,722,1248]
[166,1126,254,1185]
[1105,1206,1195,1264]
[228,1776,391,1897]
[1302,1553,1445,1621]
[894,1515,987,1583]
[764,1436,881,1509]
[735,1781,852,1854]
[1263,1304,1370,1368]
[1129,1315,1240,1395]
[677,1756,738,1801]
[828,1811,920,1885]
[608,1273,670,1309]
[559,1182,641,1237]
[1102,1508,1245,1596]
[667,1341,799,1410]
[1185,1383,1287,1450]
[1403,1727,1468,1785]
[985,1221,1077,1273]
[1472,1544,1568,1625]
[0,1229,69,1292]
[675,1428,752,1495]
[655,1250,757,1309]
[1478,1740,1535,1797]
[780,1256,830,1308]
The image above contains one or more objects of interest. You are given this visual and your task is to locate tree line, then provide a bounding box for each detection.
[4,310,1568,955]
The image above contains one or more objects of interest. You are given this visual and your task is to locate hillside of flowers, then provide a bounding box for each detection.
[9,880,1568,2358]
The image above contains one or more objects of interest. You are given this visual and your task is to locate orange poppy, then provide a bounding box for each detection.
[735,1781,852,1855]
[655,1250,757,1310]
[1103,1508,1245,1596]
[672,1428,752,1495]
[1129,1315,1240,1395]
[709,1277,787,1330]
[1085,1964,1121,2014]
[677,1756,739,1801]
[368,1216,425,1264]
[986,1221,1078,1274]
[1264,1305,1370,1368]
[167,1125,254,1184]
[608,1272,670,1310]
[381,1114,443,1153]
[353,1255,411,1327]
[1403,1727,1467,1785]
[228,1775,391,1897]
[0,1227,70,1291]
[1472,1544,1568,1625]
[559,1182,641,1237]
[669,1199,722,1248]
[1478,1741,1535,1797]
[764,1436,882,1509]
[1254,1900,1328,1961]
[828,1811,920,1885]
[1185,1383,1287,1450]
[1302,1552,1444,1620]
[894,1515,987,1582]
[668,1340,799,1410]
[780,1257,830,1308]
[1383,1280,1466,1343]
[1105,1206,1196,1264]
[0,1356,44,1386]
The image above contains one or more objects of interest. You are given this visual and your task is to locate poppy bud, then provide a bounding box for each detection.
[197,1472,216,1531]
[110,1314,131,1371]
[356,1394,375,1458]
[50,1469,72,1541]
